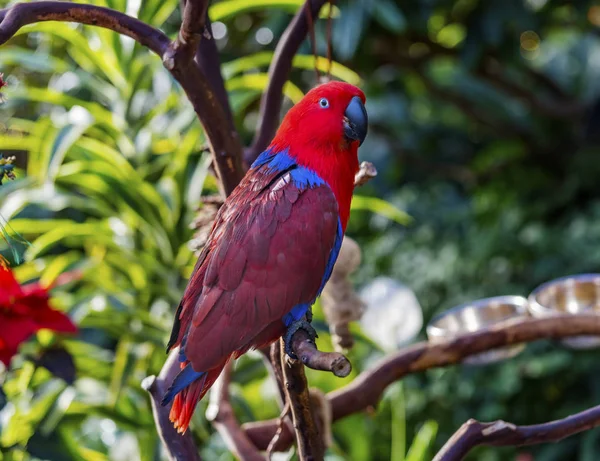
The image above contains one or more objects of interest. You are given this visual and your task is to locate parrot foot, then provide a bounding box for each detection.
[283,318,317,360]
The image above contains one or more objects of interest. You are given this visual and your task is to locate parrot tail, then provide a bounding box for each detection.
[162,361,225,434]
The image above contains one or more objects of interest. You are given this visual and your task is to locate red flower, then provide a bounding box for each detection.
[0,267,77,367]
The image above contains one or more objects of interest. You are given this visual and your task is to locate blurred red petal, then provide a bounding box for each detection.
[0,346,14,367]
[0,267,24,305]
[34,306,77,333]
[0,315,38,350]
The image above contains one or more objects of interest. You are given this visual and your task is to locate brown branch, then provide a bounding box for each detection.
[279,339,325,461]
[194,16,236,129]
[266,400,291,459]
[289,328,352,378]
[0,1,170,56]
[354,161,377,187]
[243,314,600,451]
[163,41,244,197]
[205,362,266,461]
[176,0,208,57]
[247,0,329,164]
[141,350,201,461]
[434,405,600,461]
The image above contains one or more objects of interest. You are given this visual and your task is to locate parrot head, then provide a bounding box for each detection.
[268,81,368,230]
[270,81,368,154]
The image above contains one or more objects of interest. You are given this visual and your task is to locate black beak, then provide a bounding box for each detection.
[343,96,368,145]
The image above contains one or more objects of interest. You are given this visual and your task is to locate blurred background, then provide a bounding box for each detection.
[1,0,600,460]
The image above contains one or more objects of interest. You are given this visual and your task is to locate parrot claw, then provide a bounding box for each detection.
[283,318,317,360]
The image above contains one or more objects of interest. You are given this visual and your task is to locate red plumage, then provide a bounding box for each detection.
[165,82,367,432]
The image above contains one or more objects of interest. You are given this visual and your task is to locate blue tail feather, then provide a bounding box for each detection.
[161,364,206,406]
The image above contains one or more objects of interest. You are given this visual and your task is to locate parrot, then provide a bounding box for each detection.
[162,81,368,433]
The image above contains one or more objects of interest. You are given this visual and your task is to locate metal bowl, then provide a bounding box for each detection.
[427,295,529,365]
[528,274,600,349]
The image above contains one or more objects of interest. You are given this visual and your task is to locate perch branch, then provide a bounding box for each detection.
[434,405,600,461]
[243,314,600,451]
[279,339,325,461]
[0,1,170,56]
[176,0,209,58]
[205,362,266,461]
[354,161,377,187]
[247,0,329,164]
[289,328,352,378]
[141,350,201,461]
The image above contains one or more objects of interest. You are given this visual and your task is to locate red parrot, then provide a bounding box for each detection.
[162,81,368,433]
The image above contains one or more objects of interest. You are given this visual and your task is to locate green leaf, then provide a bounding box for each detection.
[16,23,127,88]
[223,52,361,85]
[0,48,69,73]
[405,420,439,461]
[351,196,412,225]
[390,383,406,461]
[210,0,339,21]
[226,73,304,103]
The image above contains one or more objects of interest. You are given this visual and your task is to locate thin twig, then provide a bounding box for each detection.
[434,406,600,461]
[266,400,291,459]
[280,339,325,461]
[304,0,319,81]
[243,314,600,451]
[141,350,201,461]
[354,161,377,187]
[247,0,329,164]
[0,1,170,56]
[325,0,335,80]
[206,362,266,461]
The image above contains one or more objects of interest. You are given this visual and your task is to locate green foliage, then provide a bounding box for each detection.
[2,0,600,460]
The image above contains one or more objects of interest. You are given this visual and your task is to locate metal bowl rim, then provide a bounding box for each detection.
[527,273,600,317]
[426,295,529,338]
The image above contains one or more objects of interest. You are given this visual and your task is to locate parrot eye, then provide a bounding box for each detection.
[318,98,330,109]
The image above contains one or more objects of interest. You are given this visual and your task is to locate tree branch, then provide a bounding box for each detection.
[176,0,208,58]
[354,161,378,187]
[247,0,329,164]
[289,328,352,378]
[195,16,236,129]
[434,405,600,461]
[163,40,244,197]
[141,350,201,461]
[0,1,171,56]
[243,314,600,451]
[279,339,325,461]
[205,362,266,461]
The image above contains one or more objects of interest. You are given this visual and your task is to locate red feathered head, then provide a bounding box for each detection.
[270,81,367,156]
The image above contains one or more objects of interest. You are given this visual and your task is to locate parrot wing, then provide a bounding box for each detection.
[168,155,342,373]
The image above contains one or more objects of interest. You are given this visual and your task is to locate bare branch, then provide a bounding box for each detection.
[354,161,377,187]
[163,46,244,196]
[289,328,352,378]
[247,0,329,164]
[266,400,291,459]
[195,16,236,129]
[176,0,209,57]
[205,362,266,461]
[0,1,170,56]
[279,339,325,460]
[434,406,600,461]
[142,350,201,461]
[243,314,600,451]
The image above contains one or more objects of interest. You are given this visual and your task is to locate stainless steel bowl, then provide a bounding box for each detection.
[528,274,600,349]
[427,295,529,365]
